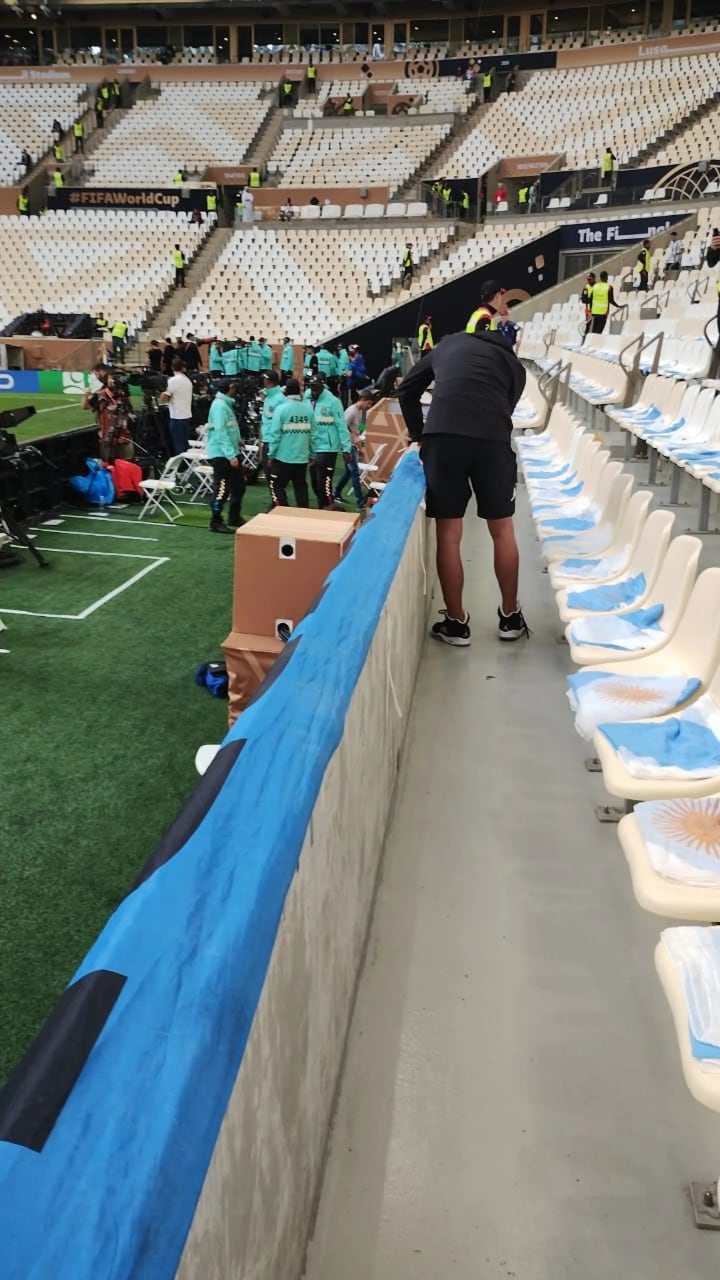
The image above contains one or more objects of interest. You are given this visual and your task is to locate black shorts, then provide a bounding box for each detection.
[420,434,517,520]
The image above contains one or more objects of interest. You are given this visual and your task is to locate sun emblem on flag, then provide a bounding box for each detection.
[654,799,720,857]
[596,681,667,705]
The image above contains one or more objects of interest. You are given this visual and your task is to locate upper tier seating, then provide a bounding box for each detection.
[648,99,720,167]
[442,53,720,177]
[0,83,80,185]
[0,210,207,334]
[88,82,271,183]
[269,122,450,195]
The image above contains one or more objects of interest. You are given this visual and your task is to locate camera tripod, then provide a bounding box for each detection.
[0,502,49,568]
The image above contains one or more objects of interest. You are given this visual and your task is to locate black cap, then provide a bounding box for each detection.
[480,279,503,302]
[285,377,300,395]
[264,370,280,386]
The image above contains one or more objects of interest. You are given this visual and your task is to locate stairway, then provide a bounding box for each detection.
[627,87,720,167]
[130,225,234,354]
[243,100,285,181]
[392,94,493,202]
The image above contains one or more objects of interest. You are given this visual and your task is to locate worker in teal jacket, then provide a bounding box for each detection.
[206,386,245,534]
[316,344,337,378]
[335,342,350,405]
[208,339,224,374]
[306,377,351,508]
[246,337,262,373]
[220,343,240,376]
[267,377,317,507]
[260,370,286,478]
[259,337,273,371]
[280,337,294,384]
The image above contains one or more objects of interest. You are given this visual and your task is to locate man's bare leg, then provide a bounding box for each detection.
[435,517,465,619]
[487,516,519,615]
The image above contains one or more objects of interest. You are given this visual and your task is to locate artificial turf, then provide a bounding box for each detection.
[0,392,96,440]
[0,477,313,1085]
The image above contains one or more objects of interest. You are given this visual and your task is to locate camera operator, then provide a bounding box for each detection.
[82,363,134,462]
[160,357,193,455]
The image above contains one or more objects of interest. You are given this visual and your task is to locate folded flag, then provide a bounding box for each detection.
[567,669,700,739]
[569,603,664,651]
[598,695,720,779]
[566,572,646,612]
[636,798,720,887]
[661,926,720,1060]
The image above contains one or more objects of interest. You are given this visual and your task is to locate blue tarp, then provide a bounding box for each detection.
[0,452,427,1279]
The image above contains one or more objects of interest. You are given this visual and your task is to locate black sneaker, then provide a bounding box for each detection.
[431,611,471,647]
[497,606,531,641]
[209,516,234,535]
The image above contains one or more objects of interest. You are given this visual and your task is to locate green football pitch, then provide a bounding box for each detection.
[0,391,95,440]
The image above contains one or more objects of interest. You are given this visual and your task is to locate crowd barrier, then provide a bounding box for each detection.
[0,452,434,1279]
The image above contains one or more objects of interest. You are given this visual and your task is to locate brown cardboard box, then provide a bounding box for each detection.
[362,398,409,483]
[232,513,355,636]
[266,506,361,533]
[222,631,285,727]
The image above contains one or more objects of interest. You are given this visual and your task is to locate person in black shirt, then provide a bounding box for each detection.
[182,332,202,372]
[398,327,528,645]
[706,229,720,322]
[162,337,175,376]
[147,339,163,372]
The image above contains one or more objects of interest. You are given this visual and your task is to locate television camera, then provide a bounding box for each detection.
[0,406,49,568]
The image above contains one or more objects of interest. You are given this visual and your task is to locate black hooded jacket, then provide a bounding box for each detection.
[397,329,526,444]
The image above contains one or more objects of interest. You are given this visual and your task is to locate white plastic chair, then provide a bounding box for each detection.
[138,455,185,522]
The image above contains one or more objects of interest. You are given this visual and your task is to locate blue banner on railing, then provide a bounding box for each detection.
[0,452,426,1280]
[0,370,40,393]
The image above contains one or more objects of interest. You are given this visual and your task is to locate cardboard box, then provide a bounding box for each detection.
[232,513,355,636]
[222,630,285,727]
[362,398,409,482]
[266,506,361,532]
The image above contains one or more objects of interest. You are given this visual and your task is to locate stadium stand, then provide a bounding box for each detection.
[171,223,455,340]
[0,83,81,184]
[0,210,207,334]
[442,54,720,176]
[648,99,720,167]
[88,82,272,183]
[269,121,451,193]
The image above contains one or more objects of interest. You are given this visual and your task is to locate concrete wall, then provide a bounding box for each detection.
[177,507,435,1280]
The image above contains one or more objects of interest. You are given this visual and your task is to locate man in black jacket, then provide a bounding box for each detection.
[398,326,528,646]
[707,230,720,322]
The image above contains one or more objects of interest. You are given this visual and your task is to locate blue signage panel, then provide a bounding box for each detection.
[560,214,686,250]
[0,370,40,393]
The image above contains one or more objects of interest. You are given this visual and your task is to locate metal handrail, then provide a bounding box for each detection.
[538,356,561,394]
[703,314,719,350]
[688,275,710,304]
[618,332,643,379]
[634,329,664,376]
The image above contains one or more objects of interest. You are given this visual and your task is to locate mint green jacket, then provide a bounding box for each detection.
[267,396,317,463]
[206,392,240,460]
[304,387,350,453]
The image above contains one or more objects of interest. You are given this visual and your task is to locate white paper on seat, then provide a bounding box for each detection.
[636,798,720,886]
[556,549,630,581]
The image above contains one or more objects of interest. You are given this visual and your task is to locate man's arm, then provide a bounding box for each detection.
[508,356,527,413]
[397,354,435,441]
[266,403,284,458]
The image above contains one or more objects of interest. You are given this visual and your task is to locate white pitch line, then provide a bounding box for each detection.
[76,558,168,618]
[0,555,169,620]
[11,545,162,560]
[29,527,158,544]
[65,514,180,528]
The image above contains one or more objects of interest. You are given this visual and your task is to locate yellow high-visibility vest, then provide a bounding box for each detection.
[249,171,260,188]
[518,186,528,204]
[173,172,183,184]
[602,151,613,173]
[460,192,470,209]
[282,81,293,96]
[172,249,184,269]
[590,281,610,314]
[73,122,83,137]
[466,306,496,333]
[307,66,316,80]
[111,321,127,338]
[17,194,29,212]
[638,248,650,272]
[53,144,63,161]
[206,192,217,211]
[483,72,492,87]
[53,170,64,187]
[418,323,433,349]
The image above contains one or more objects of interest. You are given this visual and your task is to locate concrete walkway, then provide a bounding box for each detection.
[305,494,720,1280]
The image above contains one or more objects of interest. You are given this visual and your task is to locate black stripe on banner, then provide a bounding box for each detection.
[0,969,127,1152]
[131,738,246,894]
